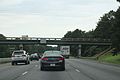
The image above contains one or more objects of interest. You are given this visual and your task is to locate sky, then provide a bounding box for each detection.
[0,0,119,38]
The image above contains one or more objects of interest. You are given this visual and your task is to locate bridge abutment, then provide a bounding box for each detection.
[78,45,82,57]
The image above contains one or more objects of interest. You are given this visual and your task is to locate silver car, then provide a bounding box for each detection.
[11,50,30,65]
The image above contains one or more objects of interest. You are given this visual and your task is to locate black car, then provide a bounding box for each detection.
[40,51,65,71]
[30,53,39,61]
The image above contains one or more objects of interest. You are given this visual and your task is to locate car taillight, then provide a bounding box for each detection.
[41,57,48,60]
[58,57,64,60]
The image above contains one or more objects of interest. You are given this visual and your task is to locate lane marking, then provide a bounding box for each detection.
[75,69,80,72]
[35,65,38,67]
[22,71,28,76]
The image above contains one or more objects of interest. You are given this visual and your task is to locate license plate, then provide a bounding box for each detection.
[50,64,55,66]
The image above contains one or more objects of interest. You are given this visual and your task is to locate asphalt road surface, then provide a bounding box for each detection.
[0,59,120,80]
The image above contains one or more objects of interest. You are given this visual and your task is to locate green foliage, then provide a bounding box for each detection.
[23,45,58,55]
[0,34,6,40]
[94,10,115,39]
[64,29,86,38]
[117,0,120,2]
[64,31,72,38]
[63,8,120,57]
[63,29,95,57]
[0,34,10,58]
[99,53,120,64]
[111,7,120,51]
[94,8,120,51]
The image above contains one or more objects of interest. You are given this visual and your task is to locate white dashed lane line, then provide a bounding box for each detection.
[35,65,38,67]
[22,71,28,76]
[75,69,80,73]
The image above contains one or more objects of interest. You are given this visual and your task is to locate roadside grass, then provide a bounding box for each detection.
[98,53,120,64]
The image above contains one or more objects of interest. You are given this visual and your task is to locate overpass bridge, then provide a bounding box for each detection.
[0,37,112,45]
[0,37,112,56]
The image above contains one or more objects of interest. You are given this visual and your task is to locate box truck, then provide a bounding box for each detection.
[60,46,70,59]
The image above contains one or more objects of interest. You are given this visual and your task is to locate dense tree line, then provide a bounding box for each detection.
[0,34,10,58]
[0,34,58,58]
[94,7,120,51]
[63,1,120,56]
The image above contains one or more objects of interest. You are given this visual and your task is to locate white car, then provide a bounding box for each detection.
[11,50,30,65]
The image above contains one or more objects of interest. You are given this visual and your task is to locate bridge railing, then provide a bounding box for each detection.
[5,37,111,42]
[61,38,111,42]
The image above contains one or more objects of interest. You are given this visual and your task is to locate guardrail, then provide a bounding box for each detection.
[0,58,11,64]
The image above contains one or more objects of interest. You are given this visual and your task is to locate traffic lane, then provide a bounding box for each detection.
[67,59,120,80]
[0,61,38,80]
[15,60,92,80]
[0,63,13,72]
[1,59,120,80]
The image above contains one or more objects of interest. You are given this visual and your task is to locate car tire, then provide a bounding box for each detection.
[11,62,14,65]
[15,62,17,65]
[61,66,65,71]
[25,61,28,65]
[40,66,44,71]
[28,61,30,64]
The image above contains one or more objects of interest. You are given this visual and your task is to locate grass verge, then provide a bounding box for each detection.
[98,53,120,64]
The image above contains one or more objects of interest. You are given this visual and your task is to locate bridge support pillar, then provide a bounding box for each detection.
[78,45,82,57]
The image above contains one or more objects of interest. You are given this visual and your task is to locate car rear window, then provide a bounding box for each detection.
[13,52,24,55]
[44,51,62,55]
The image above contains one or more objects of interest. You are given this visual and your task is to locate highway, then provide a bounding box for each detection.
[0,59,120,80]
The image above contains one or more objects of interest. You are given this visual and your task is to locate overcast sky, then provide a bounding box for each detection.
[0,0,119,38]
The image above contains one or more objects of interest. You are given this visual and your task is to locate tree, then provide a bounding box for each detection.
[0,34,10,58]
[63,29,96,57]
[117,0,120,2]
[111,7,120,51]
[94,10,115,39]
[84,30,94,38]
[0,34,6,40]
[64,31,72,38]
[71,29,85,38]
[63,29,86,38]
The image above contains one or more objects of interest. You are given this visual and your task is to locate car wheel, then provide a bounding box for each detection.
[15,63,17,65]
[28,61,30,64]
[61,66,65,71]
[25,61,28,65]
[40,66,44,71]
[11,62,14,65]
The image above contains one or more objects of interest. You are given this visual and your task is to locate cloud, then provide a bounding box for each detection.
[0,12,98,37]
[0,0,119,37]
[0,0,26,6]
